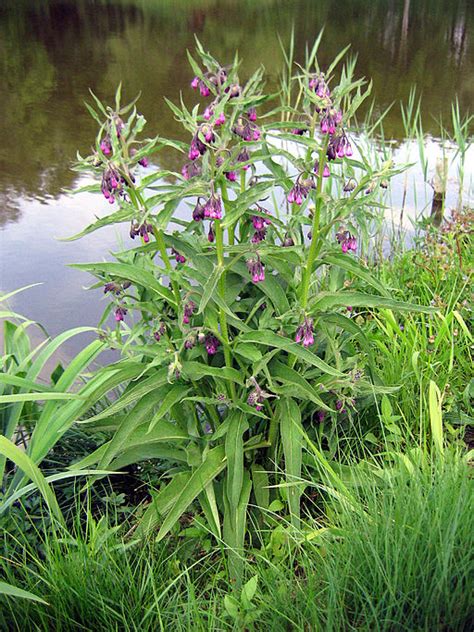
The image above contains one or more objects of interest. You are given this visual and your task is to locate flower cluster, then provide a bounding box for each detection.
[203,193,222,220]
[130,221,153,243]
[232,113,261,142]
[188,126,214,161]
[336,229,357,253]
[247,378,272,412]
[101,166,123,204]
[251,209,271,243]
[153,322,166,341]
[327,133,353,160]
[205,334,220,355]
[171,248,186,264]
[114,306,127,322]
[295,317,315,347]
[182,300,196,325]
[246,255,265,284]
[287,176,315,205]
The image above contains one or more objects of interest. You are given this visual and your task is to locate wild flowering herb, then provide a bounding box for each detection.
[71,39,423,583]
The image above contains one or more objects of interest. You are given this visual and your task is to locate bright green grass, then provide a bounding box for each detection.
[1,451,472,631]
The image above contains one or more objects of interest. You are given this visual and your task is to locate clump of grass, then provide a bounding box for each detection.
[2,452,472,631]
[253,451,474,631]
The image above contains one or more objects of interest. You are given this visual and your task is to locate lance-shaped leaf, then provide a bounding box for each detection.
[279,398,303,528]
[156,446,227,541]
[310,292,437,314]
[70,262,176,306]
[0,437,64,525]
[237,330,344,377]
[225,412,248,512]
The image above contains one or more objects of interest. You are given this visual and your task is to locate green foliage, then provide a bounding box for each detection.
[63,41,438,582]
[1,451,472,631]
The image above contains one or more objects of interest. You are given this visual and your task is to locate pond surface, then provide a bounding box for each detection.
[0,0,473,356]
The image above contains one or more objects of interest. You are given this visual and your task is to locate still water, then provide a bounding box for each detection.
[0,0,472,355]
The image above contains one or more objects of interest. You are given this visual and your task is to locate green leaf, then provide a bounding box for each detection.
[237,331,344,377]
[156,446,227,541]
[310,292,436,314]
[0,393,77,404]
[182,362,244,385]
[241,575,258,609]
[70,262,176,306]
[270,360,332,410]
[322,254,391,297]
[429,381,444,456]
[251,464,269,510]
[0,581,48,604]
[225,412,248,512]
[198,265,224,314]
[279,398,303,528]
[148,385,191,433]
[0,437,64,525]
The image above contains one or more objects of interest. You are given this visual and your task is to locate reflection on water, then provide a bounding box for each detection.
[0,0,472,354]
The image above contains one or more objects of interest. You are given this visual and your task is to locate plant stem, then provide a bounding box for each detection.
[214,218,236,400]
[299,142,327,309]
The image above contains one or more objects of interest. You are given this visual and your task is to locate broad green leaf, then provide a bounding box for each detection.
[148,385,190,433]
[251,464,270,510]
[181,361,244,385]
[279,398,303,527]
[311,292,436,314]
[0,437,64,525]
[270,360,332,410]
[0,581,48,604]
[198,265,224,314]
[225,412,248,512]
[70,262,176,306]
[238,331,344,377]
[322,254,391,297]
[156,446,227,541]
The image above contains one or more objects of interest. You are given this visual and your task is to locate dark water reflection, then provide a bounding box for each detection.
[0,0,472,353]
[0,0,472,205]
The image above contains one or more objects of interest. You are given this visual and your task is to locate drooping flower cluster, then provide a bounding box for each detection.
[104,280,130,295]
[130,221,153,243]
[320,108,343,135]
[153,322,166,341]
[251,209,271,243]
[188,126,214,161]
[101,166,123,204]
[182,299,196,325]
[247,378,273,412]
[314,160,331,178]
[246,255,265,284]
[295,317,315,347]
[114,306,127,322]
[336,229,357,254]
[203,193,222,220]
[205,334,220,355]
[171,248,186,264]
[309,73,331,98]
[287,175,315,205]
[327,133,353,160]
[232,114,261,142]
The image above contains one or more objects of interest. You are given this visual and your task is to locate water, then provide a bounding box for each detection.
[0,0,472,356]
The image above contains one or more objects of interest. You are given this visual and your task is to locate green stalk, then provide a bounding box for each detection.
[214,219,236,400]
[299,141,328,308]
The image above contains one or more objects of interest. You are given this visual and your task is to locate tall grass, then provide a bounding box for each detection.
[2,451,472,631]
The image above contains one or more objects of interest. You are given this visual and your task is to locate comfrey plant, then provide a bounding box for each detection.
[70,40,432,582]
